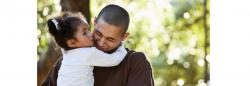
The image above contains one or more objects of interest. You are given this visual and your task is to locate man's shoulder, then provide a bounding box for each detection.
[124,48,152,71]
[125,48,149,63]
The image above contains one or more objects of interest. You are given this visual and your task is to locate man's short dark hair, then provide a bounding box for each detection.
[96,4,130,34]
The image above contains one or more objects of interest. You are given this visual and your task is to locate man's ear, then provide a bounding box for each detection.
[94,17,97,25]
[67,39,77,48]
[121,32,129,41]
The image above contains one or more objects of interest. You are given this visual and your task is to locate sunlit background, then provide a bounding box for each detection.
[37,0,210,86]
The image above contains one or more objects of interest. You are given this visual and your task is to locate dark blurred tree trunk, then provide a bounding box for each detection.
[37,0,90,85]
[60,0,90,23]
[203,0,210,83]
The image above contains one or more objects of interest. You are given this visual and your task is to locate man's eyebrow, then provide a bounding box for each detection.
[94,29,116,40]
[94,29,101,33]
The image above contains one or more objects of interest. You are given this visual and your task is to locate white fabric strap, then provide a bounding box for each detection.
[52,19,59,30]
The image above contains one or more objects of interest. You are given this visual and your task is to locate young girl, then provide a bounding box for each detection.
[47,13,127,86]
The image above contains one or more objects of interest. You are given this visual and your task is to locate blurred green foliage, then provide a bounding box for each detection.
[37,0,60,60]
[90,0,210,86]
[38,0,210,86]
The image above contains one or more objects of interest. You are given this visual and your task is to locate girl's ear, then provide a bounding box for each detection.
[67,39,77,48]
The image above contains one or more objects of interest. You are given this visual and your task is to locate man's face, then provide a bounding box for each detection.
[93,19,128,52]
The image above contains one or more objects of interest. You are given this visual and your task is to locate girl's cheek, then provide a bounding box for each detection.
[90,32,93,35]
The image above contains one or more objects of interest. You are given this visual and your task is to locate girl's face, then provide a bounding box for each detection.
[73,23,93,48]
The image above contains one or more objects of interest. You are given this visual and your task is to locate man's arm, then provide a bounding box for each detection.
[127,52,154,86]
[40,57,62,86]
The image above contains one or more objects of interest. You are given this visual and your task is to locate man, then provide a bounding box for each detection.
[93,4,154,86]
[41,4,154,86]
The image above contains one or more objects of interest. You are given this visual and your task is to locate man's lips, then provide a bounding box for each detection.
[95,45,106,50]
[98,46,107,50]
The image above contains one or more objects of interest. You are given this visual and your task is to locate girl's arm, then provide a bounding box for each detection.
[85,43,127,67]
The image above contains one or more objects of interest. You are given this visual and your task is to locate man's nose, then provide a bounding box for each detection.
[98,38,106,47]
